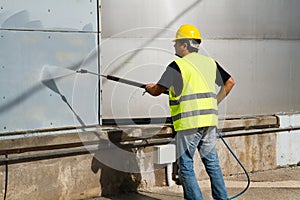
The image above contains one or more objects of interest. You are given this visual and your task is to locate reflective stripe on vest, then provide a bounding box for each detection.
[169,92,217,106]
[172,109,218,122]
[169,53,218,131]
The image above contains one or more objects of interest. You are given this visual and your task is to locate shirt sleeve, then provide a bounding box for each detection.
[157,61,183,96]
[216,61,231,86]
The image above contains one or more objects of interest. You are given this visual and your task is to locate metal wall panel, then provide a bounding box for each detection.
[0,30,99,132]
[101,38,172,119]
[204,39,300,117]
[0,0,98,32]
[1,0,300,130]
[0,0,100,132]
[101,38,300,118]
[102,0,300,39]
[101,0,300,119]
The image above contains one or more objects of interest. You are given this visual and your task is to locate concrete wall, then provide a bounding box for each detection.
[0,128,144,200]
[0,155,100,200]
[195,114,300,180]
[1,114,299,199]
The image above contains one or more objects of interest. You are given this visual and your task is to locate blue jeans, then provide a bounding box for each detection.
[176,127,229,200]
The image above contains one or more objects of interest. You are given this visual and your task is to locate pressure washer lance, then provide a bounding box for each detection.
[76,69,168,95]
[76,68,250,199]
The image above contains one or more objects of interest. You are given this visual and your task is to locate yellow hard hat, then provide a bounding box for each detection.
[173,24,202,41]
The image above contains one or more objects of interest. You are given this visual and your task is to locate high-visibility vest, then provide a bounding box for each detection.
[169,53,218,131]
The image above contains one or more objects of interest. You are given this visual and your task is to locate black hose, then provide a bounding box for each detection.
[217,130,250,199]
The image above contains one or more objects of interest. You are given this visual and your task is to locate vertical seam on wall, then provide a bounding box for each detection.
[97,0,101,125]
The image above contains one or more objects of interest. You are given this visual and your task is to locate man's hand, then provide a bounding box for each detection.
[145,83,166,96]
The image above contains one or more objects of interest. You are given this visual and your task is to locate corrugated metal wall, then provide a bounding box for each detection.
[101,0,300,119]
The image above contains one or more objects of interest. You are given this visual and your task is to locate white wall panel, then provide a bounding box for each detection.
[0,30,98,132]
[101,0,300,119]
[102,0,300,39]
[0,0,100,132]
[0,0,98,32]
[101,38,300,118]
[204,39,300,117]
[101,37,172,119]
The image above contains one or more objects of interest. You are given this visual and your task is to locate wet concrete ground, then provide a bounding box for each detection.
[83,166,300,200]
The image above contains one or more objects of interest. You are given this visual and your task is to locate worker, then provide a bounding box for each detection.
[145,24,235,200]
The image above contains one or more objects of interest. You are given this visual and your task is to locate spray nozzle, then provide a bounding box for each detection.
[76,69,89,73]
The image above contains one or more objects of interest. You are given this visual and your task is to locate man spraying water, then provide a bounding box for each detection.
[145,24,235,200]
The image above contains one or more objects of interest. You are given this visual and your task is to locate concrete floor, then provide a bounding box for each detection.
[83,166,300,200]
